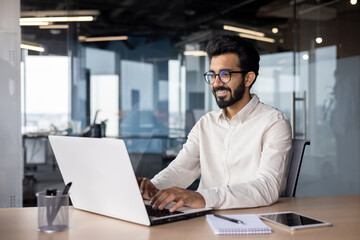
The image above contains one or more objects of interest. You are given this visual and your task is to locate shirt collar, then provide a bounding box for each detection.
[217,94,260,123]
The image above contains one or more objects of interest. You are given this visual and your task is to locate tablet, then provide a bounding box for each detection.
[258,211,332,231]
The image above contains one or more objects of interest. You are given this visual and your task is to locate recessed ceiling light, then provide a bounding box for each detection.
[272,27,279,34]
[315,37,323,44]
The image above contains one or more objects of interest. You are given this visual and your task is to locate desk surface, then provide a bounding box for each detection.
[0,195,359,240]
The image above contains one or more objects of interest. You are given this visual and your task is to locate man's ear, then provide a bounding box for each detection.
[244,72,256,87]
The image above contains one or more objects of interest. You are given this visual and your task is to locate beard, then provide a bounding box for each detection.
[212,79,245,109]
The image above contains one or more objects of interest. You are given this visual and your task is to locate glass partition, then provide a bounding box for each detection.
[295,1,360,195]
[20,0,72,206]
[20,0,360,200]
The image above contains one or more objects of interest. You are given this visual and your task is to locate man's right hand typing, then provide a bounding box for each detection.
[137,177,159,200]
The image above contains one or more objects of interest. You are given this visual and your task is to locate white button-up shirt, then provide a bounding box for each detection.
[151,94,292,209]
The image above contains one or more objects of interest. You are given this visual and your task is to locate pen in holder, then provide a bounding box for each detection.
[36,182,72,233]
[45,189,57,228]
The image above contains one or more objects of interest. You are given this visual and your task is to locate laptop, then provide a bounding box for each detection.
[48,135,212,226]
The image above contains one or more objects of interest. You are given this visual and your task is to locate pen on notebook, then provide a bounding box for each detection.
[214,214,246,225]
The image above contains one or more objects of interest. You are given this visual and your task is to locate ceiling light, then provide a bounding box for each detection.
[50,29,61,35]
[315,37,323,44]
[78,36,87,41]
[272,28,279,34]
[183,51,207,56]
[21,10,100,17]
[238,33,275,43]
[20,21,50,26]
[39,24,69,29]
[302,54,309,60]
[224,25,265,37]
[79,36,128,42]
[350,0,357,5]
[20,16,94,24]
[21,44,45,52]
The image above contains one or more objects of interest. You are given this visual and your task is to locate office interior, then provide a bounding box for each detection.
[0,0,359,208]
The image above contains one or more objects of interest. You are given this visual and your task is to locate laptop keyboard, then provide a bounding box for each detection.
[145,205,182,217]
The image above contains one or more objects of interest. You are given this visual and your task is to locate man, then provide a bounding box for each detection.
[138,35,292,212]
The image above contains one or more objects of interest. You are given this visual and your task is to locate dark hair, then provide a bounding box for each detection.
[206,35,260,88]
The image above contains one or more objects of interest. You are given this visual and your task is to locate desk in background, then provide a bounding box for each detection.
[0,195,358,240]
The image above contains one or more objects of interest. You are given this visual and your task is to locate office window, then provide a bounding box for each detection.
[90,75,119,137]
[168,60,186,135]
[252,51,295,119]
[22,55,69,133]
[120,60,154,135]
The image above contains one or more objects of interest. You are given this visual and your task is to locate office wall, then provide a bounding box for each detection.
[0,0,23,207]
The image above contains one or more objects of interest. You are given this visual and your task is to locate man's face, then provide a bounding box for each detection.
[210,53,246,109]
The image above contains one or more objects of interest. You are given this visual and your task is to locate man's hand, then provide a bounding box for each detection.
[150,187,205,212]
[137,177,159,200]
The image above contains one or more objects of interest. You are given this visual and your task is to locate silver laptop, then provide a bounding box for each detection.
[48,135,211,226]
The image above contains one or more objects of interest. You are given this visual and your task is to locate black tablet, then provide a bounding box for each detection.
[259,211,332,231]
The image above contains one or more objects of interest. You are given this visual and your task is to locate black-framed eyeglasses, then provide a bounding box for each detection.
[203,69,248,84]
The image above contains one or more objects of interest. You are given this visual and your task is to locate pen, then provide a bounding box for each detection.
[214,214,246,225]
[46,189,57,226]
[61,182,72,196]
[49,182,72,225]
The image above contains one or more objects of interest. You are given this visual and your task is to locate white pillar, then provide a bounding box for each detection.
[0,0,23,208]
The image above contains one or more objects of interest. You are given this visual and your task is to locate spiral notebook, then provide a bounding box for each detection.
[206,214,272,235]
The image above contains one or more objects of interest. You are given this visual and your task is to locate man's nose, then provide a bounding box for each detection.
[212,75,224,87]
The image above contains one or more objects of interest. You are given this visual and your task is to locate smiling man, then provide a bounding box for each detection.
[138,35,292,212]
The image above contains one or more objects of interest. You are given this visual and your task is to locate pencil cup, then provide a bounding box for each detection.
[36,191,69,233]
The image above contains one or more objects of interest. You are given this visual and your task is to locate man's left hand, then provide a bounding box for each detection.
[150,187,206,212]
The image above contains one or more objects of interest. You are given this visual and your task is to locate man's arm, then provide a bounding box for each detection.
[139,121,203,211]
[151,121,202,190]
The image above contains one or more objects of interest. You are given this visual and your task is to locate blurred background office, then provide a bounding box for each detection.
[0,0,359,208]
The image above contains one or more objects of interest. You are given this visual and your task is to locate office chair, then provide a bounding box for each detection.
[281,139,310,197]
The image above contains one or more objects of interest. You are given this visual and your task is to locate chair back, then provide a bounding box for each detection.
[281,139,310,197]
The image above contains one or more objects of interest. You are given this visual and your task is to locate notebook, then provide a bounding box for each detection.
[48,136,212,226]
[206,214,272,234]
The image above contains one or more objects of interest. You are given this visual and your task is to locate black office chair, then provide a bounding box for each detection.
[281,139,310,197]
